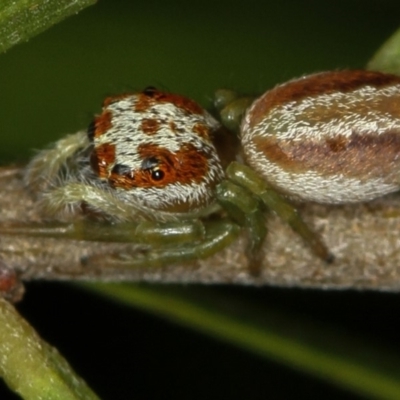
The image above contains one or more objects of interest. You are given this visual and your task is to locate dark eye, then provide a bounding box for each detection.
[143,86,157,96]
[141,157,165,181]
[111,163,132,176]
[151,169,164,181]
[141,157,159,170]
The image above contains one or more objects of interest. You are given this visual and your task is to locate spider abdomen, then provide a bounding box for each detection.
[241,70,400,203]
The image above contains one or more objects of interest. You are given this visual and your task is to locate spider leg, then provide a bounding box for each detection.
[0,219,206,245]
[214,89,255,133]
[82,219,240,269]
[0,216,240,269]
[216,180,267,275]
[38,182,141,221]
[225,161,333,263]
[24,130,90,192]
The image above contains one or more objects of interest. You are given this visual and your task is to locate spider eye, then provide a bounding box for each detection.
[141,157,159,170]
[141,157,165,181]
[151,169,165,181]
[143,86,157,96]
[111,163,132,176]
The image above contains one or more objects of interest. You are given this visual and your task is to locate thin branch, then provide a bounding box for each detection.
[1,166,400,291]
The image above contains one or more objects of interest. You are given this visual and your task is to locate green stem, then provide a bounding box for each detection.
[0,297,100,400]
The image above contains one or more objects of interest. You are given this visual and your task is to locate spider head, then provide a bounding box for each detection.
[88,88,226,218]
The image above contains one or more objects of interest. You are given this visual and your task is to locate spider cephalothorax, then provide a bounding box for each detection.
[87,88,226,219]
[26,88,227,222]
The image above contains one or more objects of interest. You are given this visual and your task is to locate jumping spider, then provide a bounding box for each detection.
[6,69,400,275]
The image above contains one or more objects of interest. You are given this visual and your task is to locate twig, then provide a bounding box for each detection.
[1,166,400,291]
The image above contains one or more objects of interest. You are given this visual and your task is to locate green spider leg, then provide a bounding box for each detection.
[216,179,267,275]
[0,218,240,269]
[214,89,254,133]
[82,219,240,268]
[222,161,333,263]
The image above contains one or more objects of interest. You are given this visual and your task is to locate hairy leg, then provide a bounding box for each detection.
[24,130,90,192]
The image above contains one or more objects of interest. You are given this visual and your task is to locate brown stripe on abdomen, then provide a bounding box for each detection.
[251,131,400,183]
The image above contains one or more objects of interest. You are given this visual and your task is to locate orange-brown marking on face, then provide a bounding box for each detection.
[192,123,210,139]
[141,118,159,135]
[102,93,132,108]
[134,92,154,112]
[248,70,400,128]
[169,120,178,133]
[251,131,400,181]
[134,89,204,115]
[157,92,204,115]
[91,110,113,138]
[168,120,186,134]
[109,143,210,190]
[90,142,116,178]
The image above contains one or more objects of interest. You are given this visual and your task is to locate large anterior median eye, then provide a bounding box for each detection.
[151,169,165,181]
[141,157,165,182]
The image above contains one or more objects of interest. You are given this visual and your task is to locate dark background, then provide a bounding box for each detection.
[1,0,400,398]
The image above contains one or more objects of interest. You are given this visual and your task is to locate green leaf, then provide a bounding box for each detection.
[367,27,400,74]
[0,0,96,54]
